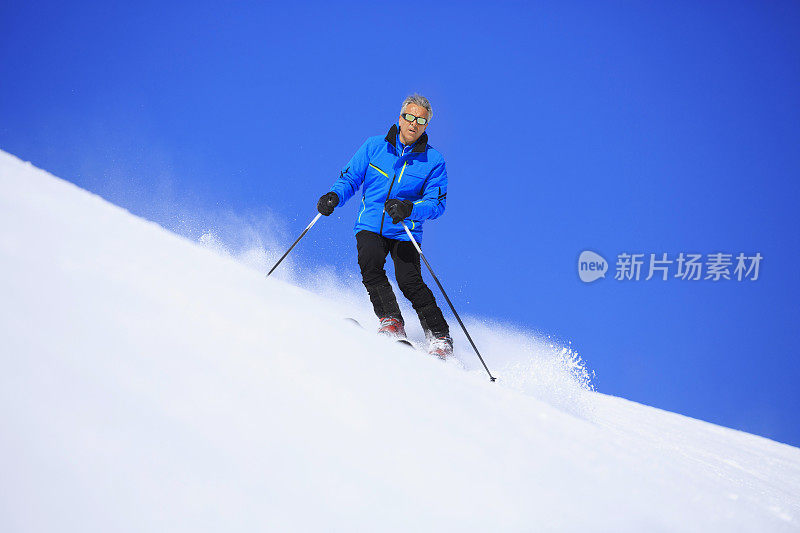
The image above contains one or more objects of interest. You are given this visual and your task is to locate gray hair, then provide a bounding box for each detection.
[400,93,433,121]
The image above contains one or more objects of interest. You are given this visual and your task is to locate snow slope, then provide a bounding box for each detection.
[1,149,798,532]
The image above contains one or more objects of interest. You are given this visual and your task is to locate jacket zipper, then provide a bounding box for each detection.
[379,173,397,236]
[379,143,409,236]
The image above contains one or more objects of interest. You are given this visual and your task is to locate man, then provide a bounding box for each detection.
[316,94,453,358]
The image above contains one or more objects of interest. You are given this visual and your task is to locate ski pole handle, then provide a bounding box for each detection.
[267,213,322,278]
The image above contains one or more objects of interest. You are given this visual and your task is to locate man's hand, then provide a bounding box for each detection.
[317,192,339,216]
[385,199,413,224]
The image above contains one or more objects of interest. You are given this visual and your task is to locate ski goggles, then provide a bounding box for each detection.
[401,112,428,126]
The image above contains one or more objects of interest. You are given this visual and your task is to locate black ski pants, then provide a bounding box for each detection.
[356,230,449,336]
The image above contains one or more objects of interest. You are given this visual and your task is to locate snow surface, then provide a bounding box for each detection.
[1,149,799,532]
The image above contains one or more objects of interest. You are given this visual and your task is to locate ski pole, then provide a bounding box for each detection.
[266,213,322,277]
[401,222,496,382]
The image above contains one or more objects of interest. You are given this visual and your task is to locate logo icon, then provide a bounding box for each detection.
[578,251,607,283]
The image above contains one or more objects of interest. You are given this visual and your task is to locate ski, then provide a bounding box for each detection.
[345,317,416,350]
[343,318,460,367]
[344,317,363,329]
[396,338,415,349]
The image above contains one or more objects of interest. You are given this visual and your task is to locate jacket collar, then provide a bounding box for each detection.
[385,124,428,154]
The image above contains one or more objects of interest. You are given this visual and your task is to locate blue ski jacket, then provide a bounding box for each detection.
[329,124,448,242]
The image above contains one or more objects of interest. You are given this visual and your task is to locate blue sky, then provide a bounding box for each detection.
[2,1,799,445]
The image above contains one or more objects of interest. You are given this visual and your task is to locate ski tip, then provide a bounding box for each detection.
[344,317,363,328]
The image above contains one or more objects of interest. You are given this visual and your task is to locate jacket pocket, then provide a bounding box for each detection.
[397,171,426,197]
[368,162,390,179]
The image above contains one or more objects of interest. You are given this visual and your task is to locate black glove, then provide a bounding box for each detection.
[385,199,414,224]
[317,192,339,216]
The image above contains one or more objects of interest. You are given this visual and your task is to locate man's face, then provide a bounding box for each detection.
[398,103,429,146]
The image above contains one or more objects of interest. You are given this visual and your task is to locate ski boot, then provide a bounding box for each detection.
[378,316,406,340]
[428,334,453,359]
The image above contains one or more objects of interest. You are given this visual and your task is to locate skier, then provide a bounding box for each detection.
[316,94,453,358]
